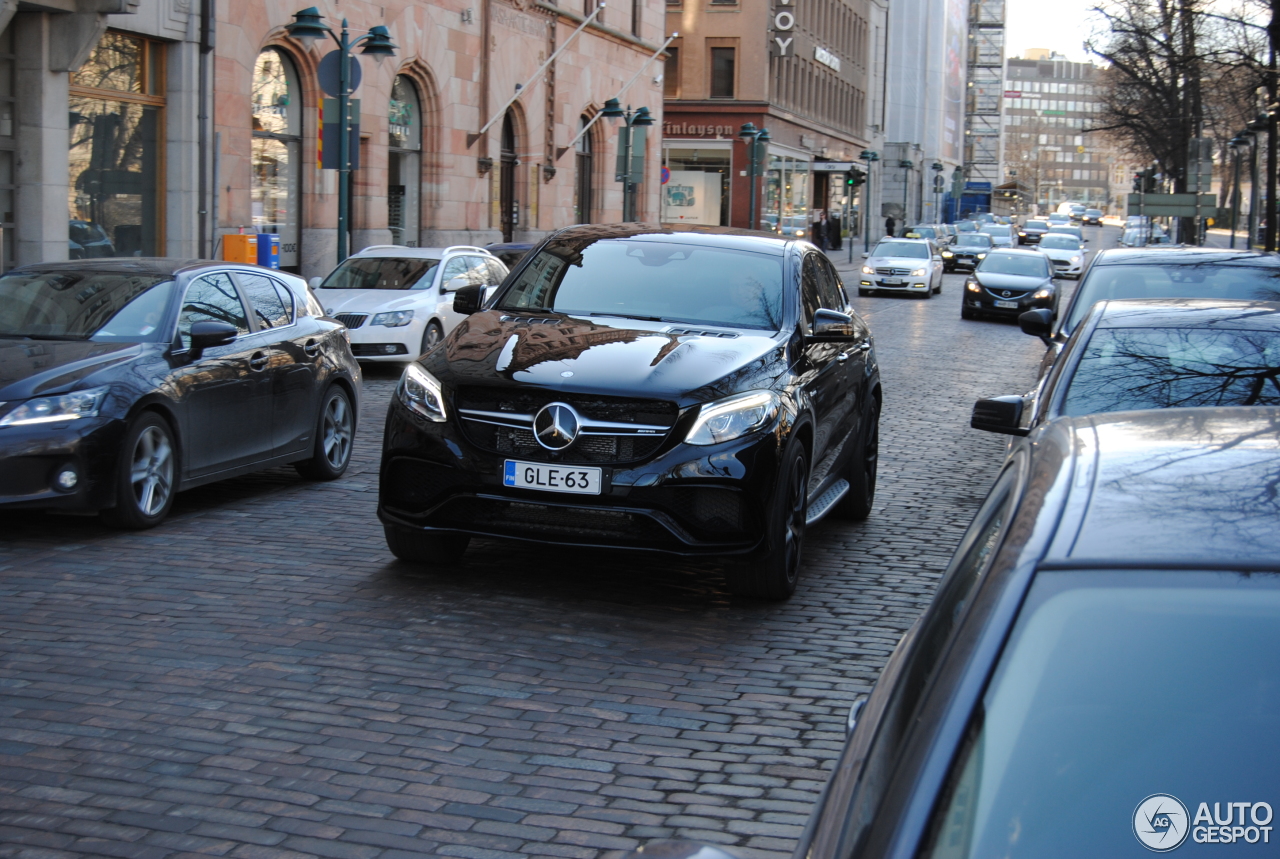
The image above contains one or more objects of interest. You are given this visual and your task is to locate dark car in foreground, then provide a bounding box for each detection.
[1017,218,1050,244]
[961,248,1057,320]
[0,259,360,527]
[629,405,1280,859]
[974,299,1280,438]
[378,225,883,599]
[1024,247,1280,378]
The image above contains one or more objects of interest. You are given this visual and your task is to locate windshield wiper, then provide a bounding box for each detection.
[0,333,32,340]
[583,312,668,322]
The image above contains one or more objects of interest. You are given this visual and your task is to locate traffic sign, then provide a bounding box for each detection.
[318,50,362,98]
[660,166,670,185]
[1127,193,1216,217]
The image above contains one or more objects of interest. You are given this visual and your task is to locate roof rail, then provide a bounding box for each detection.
[356,244,410,252]
[444,245,492,255]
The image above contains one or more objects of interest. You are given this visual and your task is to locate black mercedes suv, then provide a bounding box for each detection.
[378,224,883,599]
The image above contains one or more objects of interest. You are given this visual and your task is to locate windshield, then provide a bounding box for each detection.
[1040,236,1081,250]
[1024,221,1049,230]
[956,235,993,249]
[1064,263,1280,334]
[1086,209,1102,216]
[978,254,1048,277]
[907,227,937,238]
[498,239,785,330]
[956,222,977,232]
[874,241,930,259]
[1061,325,1280,414]
[320,257,440,290]
[924,572,1280,859]
[0,271,175,341]
[980,227,1012,238]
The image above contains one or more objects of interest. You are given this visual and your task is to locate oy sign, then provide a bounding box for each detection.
[772,0,795,57]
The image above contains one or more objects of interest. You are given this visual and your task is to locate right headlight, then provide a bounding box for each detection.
[397,363,446,422]
[685,391,780,446]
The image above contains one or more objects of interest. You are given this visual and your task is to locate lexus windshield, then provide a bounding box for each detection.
[0,271,175,342]
[320,257,440,290]
[498,238,785,330]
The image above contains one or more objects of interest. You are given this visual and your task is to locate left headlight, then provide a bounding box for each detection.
[372,310,415,328]
[685,391,780,446]
[966,280,982,293]
[397,363,446,422]
[0,385,109,428]
[861,265,876,275]
[1070,255,1082,264]
[911,268,927,277]
[1033,288,1053,299]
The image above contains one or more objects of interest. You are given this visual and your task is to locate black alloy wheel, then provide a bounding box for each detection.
[730,445,808,599]
[420,321,444,355]
[384,526,471,565]
[101,411,177,530]
[295,385,354,480]
[837,395,880,520]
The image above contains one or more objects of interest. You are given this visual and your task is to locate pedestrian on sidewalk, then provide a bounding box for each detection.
[884,215,896,237]
[814,210,833,250]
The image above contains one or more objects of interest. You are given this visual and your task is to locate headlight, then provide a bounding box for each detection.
[911,268,927,277]
[685,391,779,446]
[1070,255,1082,264]
[796,230,805,237]
[372,310,415,328]
[1033,288,1053,299]
[397,363,446,422]
[942,251,954,258]
[966,281,981,293]
[861,265,875,275]
[1018,231,1026,236]
[977,253,987,259]
[0,386,109,428]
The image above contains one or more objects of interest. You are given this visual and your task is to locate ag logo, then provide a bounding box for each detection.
[1135,794,1190,852]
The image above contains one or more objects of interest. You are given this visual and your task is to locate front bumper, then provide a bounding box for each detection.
[1018,233,1044,244]
[377,397,783,556]
[1047,258,1083,277]
[0,416,123,510]
[345,318,423,361]
[858,276,932,293]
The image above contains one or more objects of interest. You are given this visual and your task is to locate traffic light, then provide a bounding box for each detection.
[847,170,865,188]
[1142,169,1157,193]
[1133,172,1142,192]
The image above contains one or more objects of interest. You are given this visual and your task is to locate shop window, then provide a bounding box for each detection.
[574,116,594,224]
[710,47,735,98]
[68,31,166,259]
[664,47,681,99]
[388,76,422,247]
[662,146,730,226]
[0,25,12,271]
[252,49,301,270]
[764,152,810,236]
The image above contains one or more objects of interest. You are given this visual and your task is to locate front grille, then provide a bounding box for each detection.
[875,267,912,276]
[335,313,368,329]
[658,487,751,536]
[382,457,472,515]
[434,496,679,547]
[985,288,1029,299]
[455,386,678,464]
[352,343,410,356]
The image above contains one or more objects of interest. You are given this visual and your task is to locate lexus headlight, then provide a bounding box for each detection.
[372,310,415,328]
[686,391,779,446]
[397,363,446,422]
[0,386,109,428]
[1033,288,1053,299]
[861,265,875,275]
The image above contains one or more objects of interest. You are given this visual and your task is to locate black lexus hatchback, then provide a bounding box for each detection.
[378,225,883,599]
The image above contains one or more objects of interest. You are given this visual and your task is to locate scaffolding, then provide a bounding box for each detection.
[964,0,1005,191]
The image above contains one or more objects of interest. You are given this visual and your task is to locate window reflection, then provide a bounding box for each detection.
[252,50,300,269]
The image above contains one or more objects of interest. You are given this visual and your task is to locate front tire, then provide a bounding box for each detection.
[100,412,177,530]
[729,445,808,600]
[294,385,354,481]
[385,526,470,565]
[420,321,444,356]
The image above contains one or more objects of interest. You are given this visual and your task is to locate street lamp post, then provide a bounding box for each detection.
[1008,168,1019,216]
[287,7,396,265]
[860,149,879,255]
[931,161,943,223]
[602,98,655,222]
[899,160,913,224]
[1229,136,1246,249]
[738,124,771,230]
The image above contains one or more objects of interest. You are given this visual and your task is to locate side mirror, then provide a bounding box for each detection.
[441,275,470,293]
[187,320,238,360]
[308,276,322,290]
[847,699,866,736]
[1019,308,1054,346]
[860,252,870,260]
[452,284,483,315]
[971,396,1029,436]
[809,308,856,339]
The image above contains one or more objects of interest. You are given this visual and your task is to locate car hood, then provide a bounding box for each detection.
[424,310,787,406]
[974,272,1050,290]
[0,339,145,401]
[867,256,931,269]
[317,289,432,315]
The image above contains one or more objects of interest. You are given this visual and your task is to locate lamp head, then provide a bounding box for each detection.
[632,106,655,126]
[601,97,625,126]
[739,122,758,140]
[932,161,943,172]
[360,25,397,64]
[286,6,331,49]
[755,128,771,145]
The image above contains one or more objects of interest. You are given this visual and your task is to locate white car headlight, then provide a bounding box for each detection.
[911,268,927,277]
[397,363,446,422]
[1070,255,1082,264]
[861,265,875,275]
[0,386,109,428]
[685,391,780,446]
[372,310,415,328]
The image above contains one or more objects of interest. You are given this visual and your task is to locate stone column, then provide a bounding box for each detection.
[14,13,72,265]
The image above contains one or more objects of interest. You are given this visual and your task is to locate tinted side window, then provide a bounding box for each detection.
[801,255,823,326]
[178,274,250,348]
[814,255,845,310]
[238,273,291,329]
[837,462,1023,856]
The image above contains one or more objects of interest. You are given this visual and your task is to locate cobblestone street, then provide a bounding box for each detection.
[0,261,1060,859]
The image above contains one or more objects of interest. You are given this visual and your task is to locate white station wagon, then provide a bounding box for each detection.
[312,245,509,361]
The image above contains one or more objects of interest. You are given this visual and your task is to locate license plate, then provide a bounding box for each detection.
[503,460,602,495]
[995,299,1019,309]
[882,279,903,286]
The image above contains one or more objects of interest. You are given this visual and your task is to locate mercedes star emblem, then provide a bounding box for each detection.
[533,402,580,450]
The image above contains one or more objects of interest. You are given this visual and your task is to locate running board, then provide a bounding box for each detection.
[806,478,850,526]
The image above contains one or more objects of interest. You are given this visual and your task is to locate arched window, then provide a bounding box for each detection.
[251,49,301,270]
[388,75,421,247]
[574,116,594,224]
